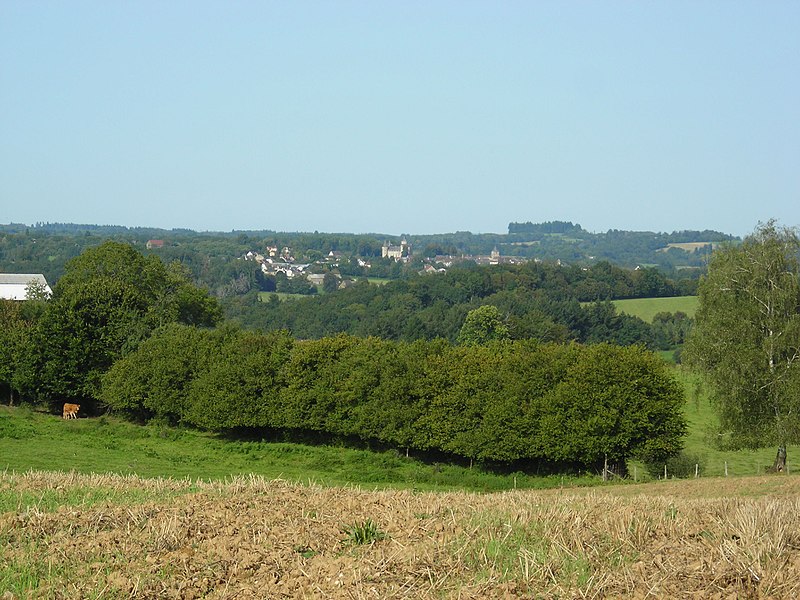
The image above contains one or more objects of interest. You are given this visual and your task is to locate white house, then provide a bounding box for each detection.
[0,274,52,300]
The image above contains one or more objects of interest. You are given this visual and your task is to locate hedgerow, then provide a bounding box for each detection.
[100,327,685,473]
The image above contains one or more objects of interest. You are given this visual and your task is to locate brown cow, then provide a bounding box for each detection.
[62,403,80,419]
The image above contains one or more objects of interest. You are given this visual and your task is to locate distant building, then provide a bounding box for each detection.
[382,239,411,261]
[0,273,52,300]
[430,246,528,269]
[146,239,165,249]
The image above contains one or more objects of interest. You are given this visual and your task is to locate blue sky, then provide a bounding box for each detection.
[1,1,798,237]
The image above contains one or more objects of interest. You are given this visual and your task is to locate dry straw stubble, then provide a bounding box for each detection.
[2,471,800,598]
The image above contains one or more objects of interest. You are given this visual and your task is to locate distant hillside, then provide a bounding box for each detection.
[1,221,738,290]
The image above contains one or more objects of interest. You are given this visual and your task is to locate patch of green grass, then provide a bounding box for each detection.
[458,514,617,589]
[0,485,191,513]
[626,367,796,480]
[0,406,595,492]
[612,296,699,322]
[0,555,51,597]
[341,519,386,545]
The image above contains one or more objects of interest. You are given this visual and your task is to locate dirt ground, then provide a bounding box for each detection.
[3,472,800,598]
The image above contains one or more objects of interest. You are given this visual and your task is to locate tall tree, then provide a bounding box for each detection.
[32,241,222,412]
[684,220,800,471]
[457,305,510,346]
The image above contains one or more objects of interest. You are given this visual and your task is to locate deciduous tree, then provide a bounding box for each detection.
[685,220,800,471]
[32,241,222,412]
[457,305,510,346]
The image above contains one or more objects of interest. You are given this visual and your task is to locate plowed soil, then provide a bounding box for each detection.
[3,471,800,598]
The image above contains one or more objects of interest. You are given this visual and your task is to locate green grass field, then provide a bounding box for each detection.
[672,367,795,478]
[613,295,699,322]
[0,406,599,493]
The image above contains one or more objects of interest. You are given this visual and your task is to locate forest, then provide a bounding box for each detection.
[222,258,694,349]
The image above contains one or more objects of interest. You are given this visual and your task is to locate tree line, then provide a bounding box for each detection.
[100,326,685,475]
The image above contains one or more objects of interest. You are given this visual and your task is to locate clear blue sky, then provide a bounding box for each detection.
[1,1,798,237]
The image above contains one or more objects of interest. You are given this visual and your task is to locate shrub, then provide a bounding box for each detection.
[645,451,705,479]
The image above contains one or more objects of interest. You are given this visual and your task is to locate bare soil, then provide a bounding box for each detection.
[3,471,800,598]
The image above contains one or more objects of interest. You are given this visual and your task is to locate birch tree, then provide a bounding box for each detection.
[685,220,800,471]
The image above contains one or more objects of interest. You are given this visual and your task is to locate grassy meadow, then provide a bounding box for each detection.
[0,405,596,493]
[613,295,699,322]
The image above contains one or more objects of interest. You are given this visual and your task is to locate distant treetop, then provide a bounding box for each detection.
[507,221,584,237]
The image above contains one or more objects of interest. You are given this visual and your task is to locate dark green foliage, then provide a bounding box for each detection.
[644,451,705,479]
[226,262,670,348]
[507,220,584,237]
[457,305,510,345]
[185,329,294,430]
[0,300,39,405]
[651,311,693,350]
[103,331,686,473]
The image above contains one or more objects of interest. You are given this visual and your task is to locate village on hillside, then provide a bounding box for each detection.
[238,239,532,285]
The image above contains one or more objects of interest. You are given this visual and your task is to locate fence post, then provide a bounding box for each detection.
[664,464,667,480]
[695,463,699,478]
[725,461,728,477]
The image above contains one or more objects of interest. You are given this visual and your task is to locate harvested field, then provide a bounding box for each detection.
[658,242,717,253]
[3,471,800,598]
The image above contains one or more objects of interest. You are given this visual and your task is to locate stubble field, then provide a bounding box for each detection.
[3,470,800,599]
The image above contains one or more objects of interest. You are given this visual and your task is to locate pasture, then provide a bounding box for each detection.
[0,406,594,493]
[257,291,311,302]
[613,295,699,322]
[658,241,719,252]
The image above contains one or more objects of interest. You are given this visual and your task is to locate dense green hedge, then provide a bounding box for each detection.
[100,326,686,473]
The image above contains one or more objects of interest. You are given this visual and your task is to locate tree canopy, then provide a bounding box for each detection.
[29,241,222,412]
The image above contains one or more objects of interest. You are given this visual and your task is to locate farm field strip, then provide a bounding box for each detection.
[612,295,699,322]
[2,470,800,598]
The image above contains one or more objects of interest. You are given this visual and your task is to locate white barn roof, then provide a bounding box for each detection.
[0,273,53,300]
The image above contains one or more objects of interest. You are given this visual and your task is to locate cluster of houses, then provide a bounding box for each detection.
[1,243,534,302]
[241,239,531,285]
[430,246,530,268]
[244,245,370,281]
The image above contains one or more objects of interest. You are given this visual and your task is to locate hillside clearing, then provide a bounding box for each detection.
[613,295,699,322]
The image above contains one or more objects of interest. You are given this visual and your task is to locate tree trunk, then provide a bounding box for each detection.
[772,444,787,473]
